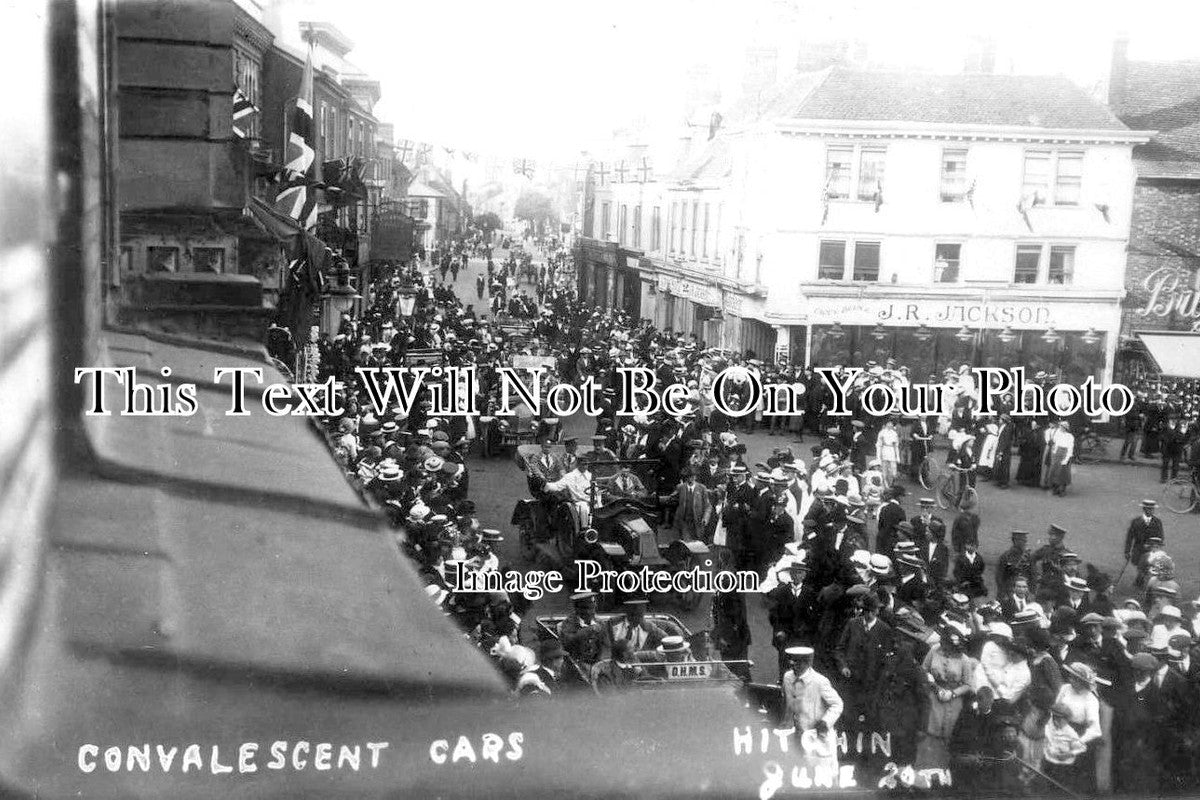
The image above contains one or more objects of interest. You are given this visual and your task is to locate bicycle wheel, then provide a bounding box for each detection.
[1075,435,1101,465]
[919,455,939,490]
[936,474,955,510]
[958,486,979,513]
[1163,479,1198,514]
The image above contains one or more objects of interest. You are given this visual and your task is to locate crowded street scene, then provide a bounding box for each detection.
[9,0,1200,798]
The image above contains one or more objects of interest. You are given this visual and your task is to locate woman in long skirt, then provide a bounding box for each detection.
[1015,421,1045,487]
[917,627,976,770]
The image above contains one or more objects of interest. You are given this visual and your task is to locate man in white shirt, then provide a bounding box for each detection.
[782,646,843,770]
[545,458,596,530]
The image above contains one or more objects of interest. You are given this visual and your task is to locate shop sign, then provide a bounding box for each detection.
[1135,266,1200,331]
[723,293,745,316]
[658,275,719,307]
[802,297,1112,330]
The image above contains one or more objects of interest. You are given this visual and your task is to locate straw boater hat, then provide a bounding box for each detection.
[657,635,691,654]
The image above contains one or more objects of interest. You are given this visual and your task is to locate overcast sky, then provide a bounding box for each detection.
[273,0,1200,161]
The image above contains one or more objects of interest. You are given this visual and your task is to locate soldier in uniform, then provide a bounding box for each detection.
[996,530,1033,597]
[1032,524,1068,604]
[1125,499,1165,589]
[557,591,606,668]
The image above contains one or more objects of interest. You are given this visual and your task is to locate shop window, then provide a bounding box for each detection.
[1013,244,1041,283]
[119,246,134,276]
[1048,245,1075,284]
[857,148,886,202]
[940,148,968,202]
[669,202,678,251]
[934,243,961,283]
[852,241,880,282]
[701,203,710,258]
[147,246,178,273]
[818,240,846,280]
[192,247,225,273]
[618,205,627,244]
[824,146,853,199]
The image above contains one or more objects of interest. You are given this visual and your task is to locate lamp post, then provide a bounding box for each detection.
[396,283,417,318]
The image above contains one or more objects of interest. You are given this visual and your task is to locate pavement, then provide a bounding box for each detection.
[435,244,1200,684]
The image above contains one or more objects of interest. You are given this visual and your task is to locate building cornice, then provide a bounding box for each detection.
[776,119,1154,146]
[233,7,273,53]
[798,282,1126,303]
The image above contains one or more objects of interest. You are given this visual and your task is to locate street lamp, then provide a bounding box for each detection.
[1041,326,1062,344]
[913,324,933,342]
[996,326,1017,344]
[1081,328,1101,346]
[871,323,888,340]
[954,326,974,343]
[827,321,846,339]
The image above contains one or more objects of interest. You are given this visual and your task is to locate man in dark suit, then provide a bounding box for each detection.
[999,575,1034,623]
[909,416,934,480]
[993,414,1014,488]
[834,593,893,738]
[1126,499,1165,589]
[876,485,906,558]
[1161,418,1185,482]
[605,599,666,653]
[768,556,820,679]
[910,497,937,549]
[924,517,951,587]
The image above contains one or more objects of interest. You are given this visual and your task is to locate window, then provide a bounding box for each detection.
[232,44,262,139]
[632,205,642,248]
[679,202,688,253]
[147,246,179,273]
[940,148,968,202]
[601,202,611,239]
[668,203,677,251]
[618,205,627,244]
[714,203,722,262]
[857,148,886,201]
[690,201,699,255]
[934,243,962,282]
[825,146,853,199]
[1022,151,1051,201]
[818,240,846,280]
[1055,153,1083,206]
[1013,245,1042,283]
[852,241,880,281]
[1048,245,1075,284]
[651,206,661,250]
[701,203,710,257]
[192,247,225,273]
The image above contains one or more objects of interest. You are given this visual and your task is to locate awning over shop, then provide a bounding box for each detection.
[1136,330,1200,378]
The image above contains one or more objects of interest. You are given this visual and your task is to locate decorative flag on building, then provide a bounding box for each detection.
[513,159,535,178]
[614,161,628,183]
[397,139,414,165]
[272,47,318,230]
[965,178,977,209]
[415,143,433,166]
[231,86,257,139]
[873,180,884,212]
[462,152,477,162]
[637,157,653,183]
[820,176,833,225]
[1016,190,1042,231]
[596,162,609,187]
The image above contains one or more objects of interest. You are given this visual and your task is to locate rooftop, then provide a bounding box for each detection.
[755,66,1131,131]
[1114,60,1200,178]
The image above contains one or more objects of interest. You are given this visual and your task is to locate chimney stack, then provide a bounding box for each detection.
[1109,34,1130,110]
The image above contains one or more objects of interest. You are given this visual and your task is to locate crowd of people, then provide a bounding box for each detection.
[273,228,1200,794]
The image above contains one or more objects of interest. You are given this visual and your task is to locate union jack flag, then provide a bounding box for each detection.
[271,47,318,229]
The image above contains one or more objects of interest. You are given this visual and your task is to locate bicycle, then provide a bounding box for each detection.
[1163,467,1199,514]
[918,453,940,490]
[937,463,979,513]
[1074,428,1107,465]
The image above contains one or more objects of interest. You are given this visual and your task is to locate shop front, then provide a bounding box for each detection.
[1116,262,1200,382]
[786,290,1122,384]
[656,272,721,342]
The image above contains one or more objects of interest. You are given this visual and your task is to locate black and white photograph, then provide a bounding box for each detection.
[6,0,1200,796]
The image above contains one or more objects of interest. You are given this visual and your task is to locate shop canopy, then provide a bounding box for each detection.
[1136,330,1200,379]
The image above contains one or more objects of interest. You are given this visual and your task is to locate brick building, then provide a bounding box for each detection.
[1109,49,1200,380]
